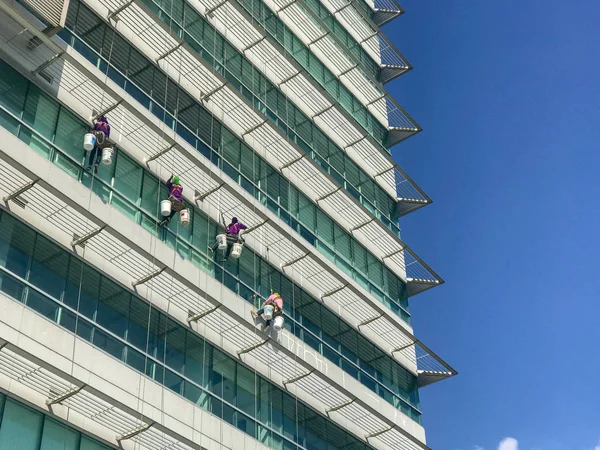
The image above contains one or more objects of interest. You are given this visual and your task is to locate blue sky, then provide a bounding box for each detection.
[384,1,600,449]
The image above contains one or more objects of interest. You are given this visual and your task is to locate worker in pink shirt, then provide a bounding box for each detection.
[252,292,283,332]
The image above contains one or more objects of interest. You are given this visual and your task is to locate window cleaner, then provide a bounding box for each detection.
[84,115,112,173]
[210,216,247,261]
[160,175,186,226]
[252,292,284,332]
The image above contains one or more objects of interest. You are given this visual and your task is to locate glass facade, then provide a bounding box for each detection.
[235,0,389,149]
[0,210,399,449]
[0,58,421,421]
[302,0,380,80]
[68,0,401,235]
[0,393,115,450]
[56,7,411,322]
[342,0,372,23]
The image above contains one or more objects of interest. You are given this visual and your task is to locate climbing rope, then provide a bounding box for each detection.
[69,5,117,374]
[65,10,120,443]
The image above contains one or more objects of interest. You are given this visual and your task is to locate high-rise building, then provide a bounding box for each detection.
[0,0,455,448]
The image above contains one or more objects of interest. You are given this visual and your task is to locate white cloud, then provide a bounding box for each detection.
[594,443,600,450]
[497,438,518,450]
[474,446,484,450]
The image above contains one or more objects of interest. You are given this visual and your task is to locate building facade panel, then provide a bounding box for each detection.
[0,0,454,448]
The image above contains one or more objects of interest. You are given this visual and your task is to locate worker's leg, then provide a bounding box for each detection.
[160,209,177,226]
[223,234,237,260]
[263,318,271,332]
[224,242,233,260]
[87,146,98,169]
[90,132,105,172]
[93,148,102,173]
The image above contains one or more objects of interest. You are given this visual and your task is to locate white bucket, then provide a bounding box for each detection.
[230,242,243,259]
[160,199,172,216]
[83,133,96,151]
[216,234,227,251]
[101,147,114,165]
[273,315,285,331]
[180,209,190,225]
[262,304,274,320]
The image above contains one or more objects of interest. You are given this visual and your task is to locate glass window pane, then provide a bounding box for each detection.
[71,263,101,320]
[0,212,35,278]
[236,364,255,416]
[40,418,79,450]
[210,348,234,402]
[54,108,87,162]
[297,193,315,230]
[0,398,43,450]
[19,128,53,160]
[127,296,149,351]
[113,152,142,205]
[165,319,186,374]
[81,165,113,203]
[111,192,139,221]
[0,59,28,115]
[54,153,82,180]
[76,317,94,342]
[96,277,130,338]
[0,271,25,301]
[148,308,166,362]
[80,436,113,450]
[191,211,210,251]
[26,289,59,322]
[58,307,77,333]
[125,346,146,373]
[22,85,59,139]
[185,332,207,387]
[164,368,184,395]
[93,327,125,362]
[281,391,297,442]
[0,109,19,135]
[141,172,160,217]
[29,235,68,299]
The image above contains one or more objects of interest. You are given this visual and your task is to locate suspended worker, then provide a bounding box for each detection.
[160,175,185,226]
[252,292,283,332]
[210,216,247,261]
[86,115,111,173]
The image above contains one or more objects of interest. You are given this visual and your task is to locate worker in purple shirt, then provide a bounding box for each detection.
[87,115,111,173]
[210,216,247,260]
[160,175,185,226]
